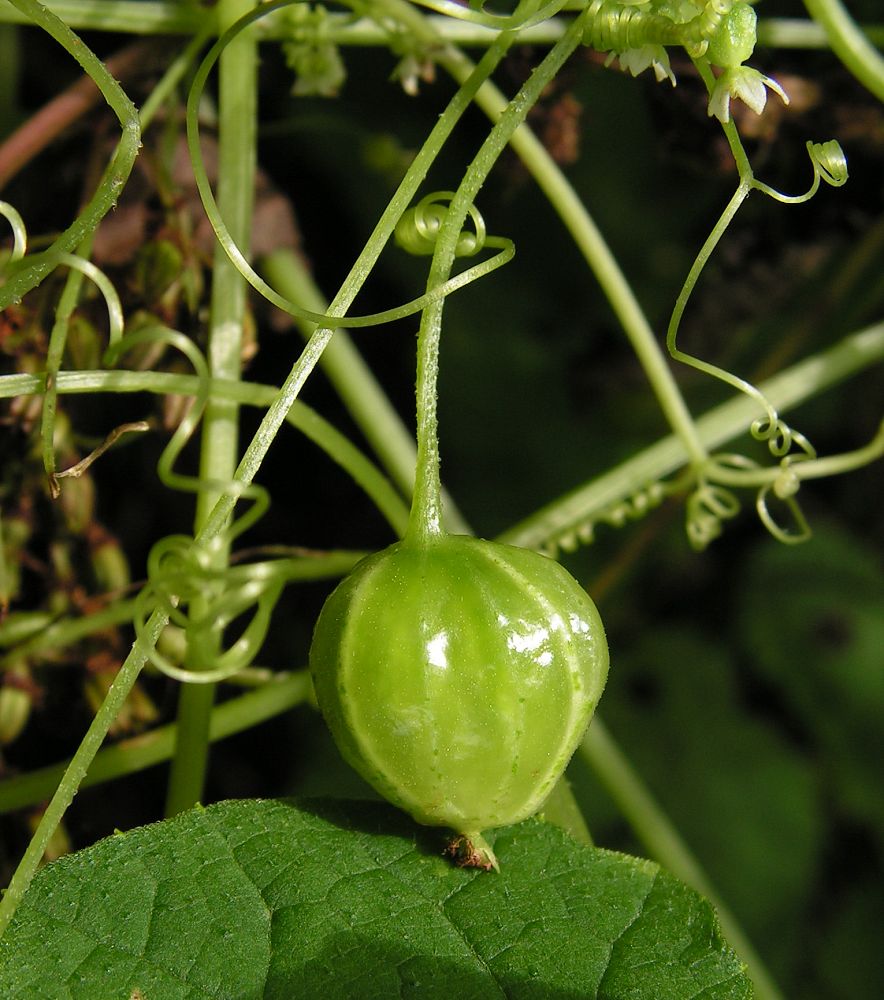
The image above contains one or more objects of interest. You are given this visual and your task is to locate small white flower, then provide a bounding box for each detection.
[393,54,436,97]
[617,45,676,86]
[708,66,790,124]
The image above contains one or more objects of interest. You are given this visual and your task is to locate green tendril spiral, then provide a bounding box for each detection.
[185,0,515,333]
[755,140,849,205]
[749,414,817,461]
[811,140,850,187]
[104,323,407,682]
[685,477,741,550]
[395,191,488,258]
[136,535,285,685]
[658,70,856,546]
[105,327,277,683]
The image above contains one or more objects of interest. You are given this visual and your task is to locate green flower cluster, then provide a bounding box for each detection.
[583,0,789,122]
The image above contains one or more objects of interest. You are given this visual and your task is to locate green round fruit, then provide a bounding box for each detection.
[309,534,608,840]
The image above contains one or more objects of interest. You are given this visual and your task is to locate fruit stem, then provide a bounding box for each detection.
[407,299,447,546]
[404,14,589,548]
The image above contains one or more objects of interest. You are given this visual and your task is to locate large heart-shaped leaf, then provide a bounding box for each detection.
[0,798,751,998]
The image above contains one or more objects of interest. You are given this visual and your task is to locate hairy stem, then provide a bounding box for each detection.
[260,247,472,532]
[406,11,590,543]
[189,15,515,546]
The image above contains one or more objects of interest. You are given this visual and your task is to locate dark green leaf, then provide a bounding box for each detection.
[0,798,752,999]
[573,626,823,981]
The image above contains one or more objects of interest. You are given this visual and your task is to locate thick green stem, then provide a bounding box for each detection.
[406,233,455,544]
[165,0,257,817]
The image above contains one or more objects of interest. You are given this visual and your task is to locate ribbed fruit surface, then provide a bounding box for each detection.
[309,535,608,836]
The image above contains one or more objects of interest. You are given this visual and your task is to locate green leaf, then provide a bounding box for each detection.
[0,799,752,999]
[572,626,823,981]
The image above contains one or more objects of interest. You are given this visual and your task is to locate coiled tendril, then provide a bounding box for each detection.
[682,407,816,547]
[136,534,285,684]
[105,326,405,681]
[685,477,741,550]
[697,451,814,546]
[395,191,488,258]
[105,327,278,684]
[186,0,515,333]
[811,140,850,187]
[756,140,849,205]
[750,412,816,462]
